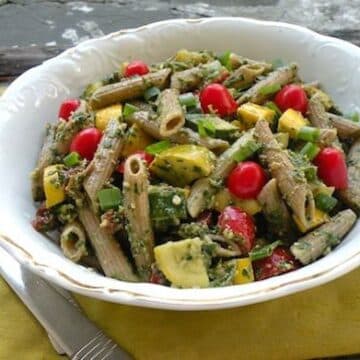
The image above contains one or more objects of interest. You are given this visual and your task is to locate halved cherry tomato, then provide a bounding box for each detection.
[274,84,308,114]
[124,60,150,77]
[313,147,348,189]
[69,127,102,161]
[58,99,81,121]
[200,83,237,117]
[218,206,256,254]
[227,161,267,199]
[253,247,299,280]
[116,150,154,174]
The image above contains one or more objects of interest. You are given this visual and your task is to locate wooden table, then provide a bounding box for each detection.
[1,1,359,358]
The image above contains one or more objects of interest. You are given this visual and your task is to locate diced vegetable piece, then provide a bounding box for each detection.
[144,86,161,102]
[150,144,216,187]
[179,93,197,108]
[63,152,80,167]
[227,161,267,199]
[277,109,309,138]
[296,126,320,142]
[122,123,154,157]
[154,238,209,288]
[148,185,188,230]
[259,83,281,96]
[253,247,298,280]
[218,206,256,254]
[200,84,237,117]
[145,140,171,155]
[315,193,338,213]
[237,102,276,128]
[249,240,282,261]
[123,103,139,118]
[124,60,149,77]
[314,148,348,190]
[97,187,122,211]
[186,114,239,139]
[233,258,254,284]
[274,84,308,114]
[274,132,289,149]
[232,134,261,162]
[293,208,329,233]
[213,188,262,215]
[300,142,320,160]
[95,104,122,131]
[43,165,66,208]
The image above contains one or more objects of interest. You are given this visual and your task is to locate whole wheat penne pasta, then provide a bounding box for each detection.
[60,221,88,262]
[255,120,315,226]
[78,205,138,281]
[327,112,360,139]
[229,53,272,69]
[89,68,171,109]
[290,209,356,264]
[237,64,298,105]
[157,89,185,136]
[84,119,127,210]
[123,154,155,280]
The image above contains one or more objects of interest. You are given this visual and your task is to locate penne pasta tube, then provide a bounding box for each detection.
[60,221,88,262]
[78,205,138,281]
[123,154,155,280]
[89,69,171,109]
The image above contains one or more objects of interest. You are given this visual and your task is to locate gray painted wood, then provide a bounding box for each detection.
[0,0,360,79]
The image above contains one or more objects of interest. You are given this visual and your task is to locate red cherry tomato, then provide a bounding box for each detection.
[69,128,102,161]
[313,147,348,189]
[58,99,81,121]
[200,84,237,117]
[253,247,299,281]
[116,151,154,174]
[124,60,150,77]
[218,206,256,254]
[274,84,308,114]
[227,161,267,199]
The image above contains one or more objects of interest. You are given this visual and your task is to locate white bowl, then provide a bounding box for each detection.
[1,17,360,310]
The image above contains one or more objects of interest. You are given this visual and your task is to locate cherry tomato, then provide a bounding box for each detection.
[58,99,81,121]
[253,247,299,281]
[274,84,308,114]
[313,147,348,189]
[218,206,256,254]
[69,127,102,161]
[227,161,267,199]
[200,84,237,117]
[124,60,150,77]
[116,151,154,174]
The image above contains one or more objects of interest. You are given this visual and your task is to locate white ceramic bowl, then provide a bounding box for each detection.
[1,17,360,310]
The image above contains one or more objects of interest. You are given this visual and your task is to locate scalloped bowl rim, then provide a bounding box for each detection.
[1,17,360,310]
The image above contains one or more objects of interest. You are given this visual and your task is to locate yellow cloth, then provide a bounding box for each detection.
[1,269,360,360]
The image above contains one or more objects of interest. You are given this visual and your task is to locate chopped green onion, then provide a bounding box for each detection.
[179,93,197,108]
[218,50,232,70]
[265,101,282,117]
[63,152,80,167]
[123,103,139,118]
[297,126,320,142]
[198,119,216,137]
[249,240,282,261]
[145,140,171,155]
[258,83,281,96]
[144,86,161,102]
[271,58,285,69]
[233,141,261,162]
[315,193,338,213]
[304,166,317,181]
[300,142,320,160]
[97,187,122,211]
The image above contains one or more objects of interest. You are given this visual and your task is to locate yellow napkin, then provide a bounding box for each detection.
[1,269,360,360]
